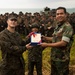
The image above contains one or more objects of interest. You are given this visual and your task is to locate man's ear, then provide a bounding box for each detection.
[7,19,9,24]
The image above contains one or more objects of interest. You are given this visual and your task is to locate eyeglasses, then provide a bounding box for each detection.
[10,19,17,21]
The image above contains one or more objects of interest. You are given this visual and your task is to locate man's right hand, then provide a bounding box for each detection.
[26,43,33,49]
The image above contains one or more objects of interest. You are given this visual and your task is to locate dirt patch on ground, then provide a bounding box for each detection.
[69,65,75,75]
[25,66,75,75]
[25,70,50,75]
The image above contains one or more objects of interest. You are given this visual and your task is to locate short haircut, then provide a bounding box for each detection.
[56,7,67,13]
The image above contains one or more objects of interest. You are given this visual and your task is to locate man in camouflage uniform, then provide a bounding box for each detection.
[40,7,73,75]
[0,14,28,75]
[27,24,44,75]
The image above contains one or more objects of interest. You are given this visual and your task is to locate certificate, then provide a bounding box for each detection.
[30,33,42,45]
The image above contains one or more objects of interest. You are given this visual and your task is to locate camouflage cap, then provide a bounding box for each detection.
[8,14,17,20]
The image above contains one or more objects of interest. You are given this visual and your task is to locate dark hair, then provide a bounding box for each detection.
[56,7,67,13]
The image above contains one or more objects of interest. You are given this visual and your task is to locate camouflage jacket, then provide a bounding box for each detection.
[27,32,44,62]
[0,29,26,75]
[28,45,44,62]
[51,22,73,62]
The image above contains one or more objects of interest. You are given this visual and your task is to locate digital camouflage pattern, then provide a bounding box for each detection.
[28,43,44,75]
[51,22,73,75]
[28,45,43,62]
[0,29,26,75]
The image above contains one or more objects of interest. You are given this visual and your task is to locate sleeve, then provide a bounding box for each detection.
[0,35,27,55]
[9,45,26,54]
[62,25,73,43]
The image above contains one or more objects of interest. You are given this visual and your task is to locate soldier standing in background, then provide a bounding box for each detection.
[26,24,44,75]
[0,14,28,75]
[40,7,73,75]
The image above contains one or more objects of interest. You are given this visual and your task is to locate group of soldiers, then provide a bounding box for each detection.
[0,7,75,75]
[0,11,75,36]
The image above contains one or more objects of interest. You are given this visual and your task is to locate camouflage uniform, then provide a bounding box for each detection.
[45,23,54,37]
[28,42,44,75]
[0,29,27,75]
[51,22,73,75]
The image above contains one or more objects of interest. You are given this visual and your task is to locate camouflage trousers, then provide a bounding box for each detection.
[50,60,69,75]
[0,68,25,75]
[28,61,42,75]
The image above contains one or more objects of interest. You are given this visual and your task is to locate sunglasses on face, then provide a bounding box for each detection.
[10,19,17,21]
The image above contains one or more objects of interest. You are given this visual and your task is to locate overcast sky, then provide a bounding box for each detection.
[0,0,75,9]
